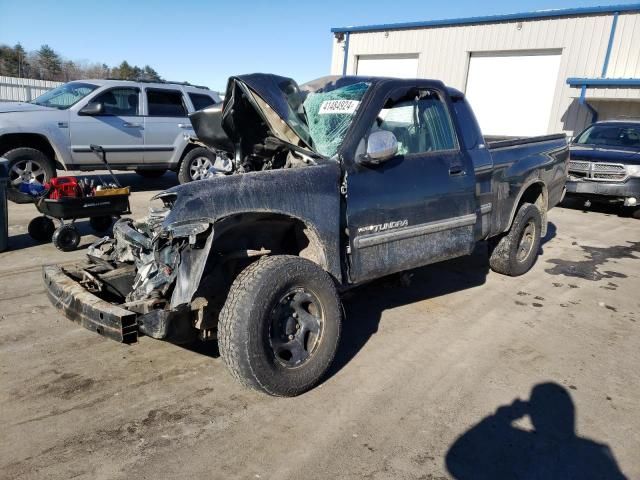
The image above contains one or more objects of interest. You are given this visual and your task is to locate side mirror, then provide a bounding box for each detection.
[79,102,104,116]
[359,130,398,166]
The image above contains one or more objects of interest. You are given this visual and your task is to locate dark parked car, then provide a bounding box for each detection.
[566,120,640,218]
[43,74,569,396]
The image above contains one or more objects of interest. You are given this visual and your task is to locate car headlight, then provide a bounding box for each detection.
[627,165,640,178]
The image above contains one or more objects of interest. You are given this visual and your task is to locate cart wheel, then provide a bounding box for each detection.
[52,225,81,252]
[28,217,55,242]
[89,215,113,233]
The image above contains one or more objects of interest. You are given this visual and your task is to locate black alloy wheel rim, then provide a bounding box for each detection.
[269,287,324,368]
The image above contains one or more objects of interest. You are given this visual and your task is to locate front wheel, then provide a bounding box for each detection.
[4,147,56,203]
[52,224,81,252]
[218,255,342,396]
[488,203,542,276]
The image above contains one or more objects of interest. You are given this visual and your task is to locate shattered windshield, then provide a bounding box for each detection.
[302,82,370,158]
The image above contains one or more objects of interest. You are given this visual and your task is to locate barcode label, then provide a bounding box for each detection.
[318,100,360,115]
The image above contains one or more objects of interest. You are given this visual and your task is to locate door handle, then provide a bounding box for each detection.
[178,123,193,129]
[123,122,141,128]
[449,165,466,176]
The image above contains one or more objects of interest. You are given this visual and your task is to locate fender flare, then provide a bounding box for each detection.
[504,179,549,236]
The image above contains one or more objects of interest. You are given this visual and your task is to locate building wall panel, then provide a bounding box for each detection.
[331,11,640,135]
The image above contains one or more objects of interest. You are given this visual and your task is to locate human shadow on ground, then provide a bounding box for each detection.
[445,382,628,479]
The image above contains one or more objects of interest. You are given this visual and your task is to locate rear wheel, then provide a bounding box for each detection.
[28,216,55,242]
[135,169,166,178]
[4,148,56,203]
[52,224,81,252]
[488,203,542,276]
[218,255,342,396]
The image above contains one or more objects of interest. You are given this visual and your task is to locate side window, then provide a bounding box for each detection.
[146,89,187,117]
[189,93,216,111]
[92,88,139,115]
[373,90,457,155]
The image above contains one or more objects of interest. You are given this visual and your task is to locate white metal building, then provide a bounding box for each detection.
[330,4,640,137]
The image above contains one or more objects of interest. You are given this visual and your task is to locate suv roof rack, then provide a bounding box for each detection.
[104,78,210,90]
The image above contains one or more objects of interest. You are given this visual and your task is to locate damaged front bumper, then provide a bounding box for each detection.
[43,263,192,344]
[44,264,139,343]
[43,196,217,344]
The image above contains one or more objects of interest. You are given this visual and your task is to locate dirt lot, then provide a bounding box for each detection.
[1,172,639,479]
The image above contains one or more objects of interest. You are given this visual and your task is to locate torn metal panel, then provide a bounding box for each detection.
[171,229,214,309]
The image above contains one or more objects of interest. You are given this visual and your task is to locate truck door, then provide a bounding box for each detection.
[70,87,144,166]
[346,86,477,283]
[142,88,190,166]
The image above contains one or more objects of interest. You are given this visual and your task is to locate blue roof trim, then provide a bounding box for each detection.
[567,77,640,87]
[331,3,640,33]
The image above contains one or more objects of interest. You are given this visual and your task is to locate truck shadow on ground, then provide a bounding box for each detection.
[445,382,628,479]
[328,223,557,381]
[328,242,490,381]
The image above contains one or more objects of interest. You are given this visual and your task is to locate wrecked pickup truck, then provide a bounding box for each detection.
[44,74,569,396]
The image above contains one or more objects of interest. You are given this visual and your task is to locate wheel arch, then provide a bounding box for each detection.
[210,211,330,274]
[0,133,60,168]
[505,181,549,237]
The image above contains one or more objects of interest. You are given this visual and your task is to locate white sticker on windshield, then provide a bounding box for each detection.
[318,100,360,115]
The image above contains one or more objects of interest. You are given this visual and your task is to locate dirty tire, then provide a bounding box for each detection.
[4,147,56,203]
[631,207,640,220]
[488,203,542,276]
[52,224,81,252]
[218,255,342,396]
[135,169,166,178]
[28,216,55,242]
[178,147,217,184]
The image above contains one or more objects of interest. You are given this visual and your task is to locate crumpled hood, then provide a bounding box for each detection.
[570,145,640,165]
[0,101,56,113]
[189,73,312,154]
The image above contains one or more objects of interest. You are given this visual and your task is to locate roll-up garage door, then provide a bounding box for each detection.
[465,51,562,137]
[356,55,419,79]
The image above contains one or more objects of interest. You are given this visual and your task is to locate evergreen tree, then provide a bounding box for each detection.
[141,65,161,81]
[37,44,62,80]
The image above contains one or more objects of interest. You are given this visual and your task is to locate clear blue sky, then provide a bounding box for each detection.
[0,0,636,91]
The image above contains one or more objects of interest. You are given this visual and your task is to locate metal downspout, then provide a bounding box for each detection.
[579,85,598,124]
[577,11,618,124]
[601,12,619,77]
[342,32,350,76]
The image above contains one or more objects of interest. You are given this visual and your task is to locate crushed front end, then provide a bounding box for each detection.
[43,192,215,344]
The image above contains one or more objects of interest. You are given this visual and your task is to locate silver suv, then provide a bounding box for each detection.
[0,79,222,201]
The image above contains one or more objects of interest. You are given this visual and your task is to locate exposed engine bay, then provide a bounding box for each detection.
[56,74,367,342]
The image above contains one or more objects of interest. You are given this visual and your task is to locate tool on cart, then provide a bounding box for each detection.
[27,145,131,251]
